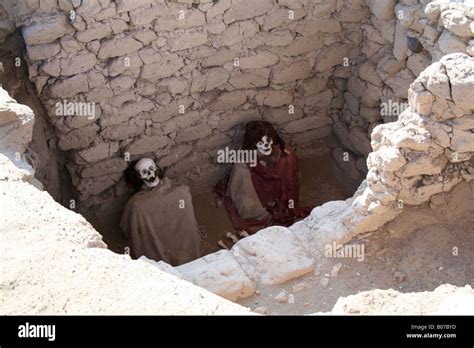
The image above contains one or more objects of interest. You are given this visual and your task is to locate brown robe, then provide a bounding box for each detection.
[120,177,201,266]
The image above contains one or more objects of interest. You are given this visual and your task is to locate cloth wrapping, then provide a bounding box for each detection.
[120,177,201,266]
[219,145,311,234]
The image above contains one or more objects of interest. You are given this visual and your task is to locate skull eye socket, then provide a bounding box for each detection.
[257,141,264,147]
[148,165,155,172]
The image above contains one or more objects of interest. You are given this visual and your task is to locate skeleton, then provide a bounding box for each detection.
[134,158,160,188]
[217,121,308,250]
[121,157,201,265]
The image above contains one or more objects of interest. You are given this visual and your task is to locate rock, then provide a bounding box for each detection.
[209,91,247,111]
[75,142,120,163]
[80,157,127,178]
[393,271,406,283]
[293,282,306,292]
[129,5,162,27]
[191,68,229,92]
[296,18,341,36]
[240,51,279,70]
[60,53,97,76]
[315,43,348,72]
[168,32,208,52]
[451,129,474,153]
[22,15,74,45]
[202,48,238,68]
[298,76,328,96]
[367,146,406,172]
[440,9,473,38]
[407,36,423,53]
[137,256,182,279]
[393,22,408,61]
[320,277,329,287]
[425,2,442,23]
[213,109,261,131]
[58,124,99,151]
[274,291,288,303]
[420,62,451,100]
[125,135,169,156]
[437,30,467,55]
[264,106,303,125]
[331,284,474,315]
[101,99,154,127]
[107,53,143,77]
[443,53,474,110]
[233,226,315,286]
[110,76,136,95]
[229,70,270,89]
[49,74,89,98]
[98,37,143,60]
[282,35,324,56]
[76,23,113,42]
[397,155,448,177]
[407,52,431,77]
[175,124,212,143]
[101,118,146,141]
[262,7,307,31]
[312,0,336,18]
[207,0,231,21]
[283,116,332,134]
[272,58,313,84]
[0,89,35,155]
[153,9,205,31]
[255,90,292,107]
[27,43,60,61]
[359,61,383,87]
[254,306,268,314]
[223,0,273,24]
[349,126,372,156]
[140,54,184,81]
[331,263,343,277]
[385,68,415,99]
[115,0,154,13]
[176,250,256,302]
[368,0,396,20]
[249,30,294,47]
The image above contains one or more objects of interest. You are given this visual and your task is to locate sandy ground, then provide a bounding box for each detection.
[237,184,474,314]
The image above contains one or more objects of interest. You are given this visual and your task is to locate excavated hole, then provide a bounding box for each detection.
[1,29,363,261]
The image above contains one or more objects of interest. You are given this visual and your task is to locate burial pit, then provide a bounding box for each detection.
[1,0,473,314]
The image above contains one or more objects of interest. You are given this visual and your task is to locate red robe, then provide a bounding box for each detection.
[217,145,311,234]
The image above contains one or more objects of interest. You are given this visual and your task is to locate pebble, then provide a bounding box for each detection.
[394,271,406,283]
[274,291,288,303]
[292,282,306,292]
[320,277,329,287]
[254,306,268,314]
[331,263,343,277]
[438,266,444,271]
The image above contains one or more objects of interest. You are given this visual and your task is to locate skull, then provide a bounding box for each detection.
[256,135,273,156]
[135,158,160,188]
